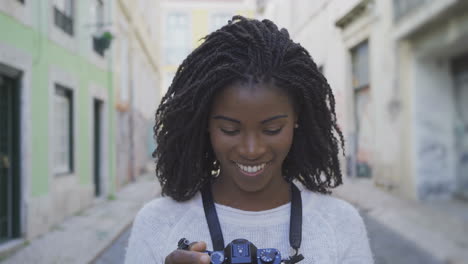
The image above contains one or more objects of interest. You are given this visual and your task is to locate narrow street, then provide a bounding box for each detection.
[93,210,443,264]
[93,227,132,264]
[361,211,443,264]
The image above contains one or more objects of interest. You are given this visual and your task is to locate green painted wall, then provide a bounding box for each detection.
[0,1,115,197]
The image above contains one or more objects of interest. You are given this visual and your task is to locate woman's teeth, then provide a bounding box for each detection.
[236,163,266,173]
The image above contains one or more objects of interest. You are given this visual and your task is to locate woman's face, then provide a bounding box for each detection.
[208,80,297,195]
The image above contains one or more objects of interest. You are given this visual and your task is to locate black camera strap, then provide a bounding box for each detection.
[201,182,304,263]
[201,183,225,251]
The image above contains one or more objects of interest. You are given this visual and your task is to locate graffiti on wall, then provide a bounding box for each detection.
[417,119,452,198]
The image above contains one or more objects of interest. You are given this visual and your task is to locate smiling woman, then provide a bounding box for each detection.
[125,16,374,264]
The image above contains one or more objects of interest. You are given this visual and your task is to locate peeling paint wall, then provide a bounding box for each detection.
[410,9,468,199]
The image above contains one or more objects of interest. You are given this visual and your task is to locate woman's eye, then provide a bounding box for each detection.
[220,128,239,135]
[264,128,282,135]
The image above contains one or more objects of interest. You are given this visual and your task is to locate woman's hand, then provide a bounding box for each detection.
[164,241,211,264]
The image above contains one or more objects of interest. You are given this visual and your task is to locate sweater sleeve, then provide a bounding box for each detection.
[334,201,374,264]
[125,204,160,264]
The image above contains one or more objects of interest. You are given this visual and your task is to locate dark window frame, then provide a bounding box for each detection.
[351,40,370,91]
[54,84,74,176]
[53,0,74,36]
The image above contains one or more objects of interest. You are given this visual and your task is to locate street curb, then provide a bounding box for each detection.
[88,221,134,264]
[1,173,161,264]
[333,178,468,264]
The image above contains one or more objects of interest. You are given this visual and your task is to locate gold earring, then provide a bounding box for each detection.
[212,169,220,178]
[212,161,221,178]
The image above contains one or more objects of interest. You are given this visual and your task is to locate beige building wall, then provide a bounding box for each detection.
[114,0,162,188]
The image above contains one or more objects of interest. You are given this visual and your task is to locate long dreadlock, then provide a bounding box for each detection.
[153,15,345,201]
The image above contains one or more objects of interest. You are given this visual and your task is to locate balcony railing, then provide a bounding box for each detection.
[54,6,74,36]
[393,0,430,21]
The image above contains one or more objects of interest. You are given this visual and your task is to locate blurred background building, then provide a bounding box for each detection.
[0,0,117,242]
[113,0,161,189]
[159,0,256,96]
[259,0,468,203]
[0,0,160,249]
[1,0,468,263]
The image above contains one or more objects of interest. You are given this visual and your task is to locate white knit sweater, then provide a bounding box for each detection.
[125,188,373,264]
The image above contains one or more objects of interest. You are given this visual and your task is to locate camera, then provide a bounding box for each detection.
[206,239,282,264]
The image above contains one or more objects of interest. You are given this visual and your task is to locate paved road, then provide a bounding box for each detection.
[361,211,443,264]
[93,211,443,264]
[93,227,132,264]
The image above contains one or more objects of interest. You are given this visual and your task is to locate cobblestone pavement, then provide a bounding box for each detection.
[93,210,444,264]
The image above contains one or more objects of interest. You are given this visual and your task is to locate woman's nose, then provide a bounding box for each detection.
[238,133,266,160]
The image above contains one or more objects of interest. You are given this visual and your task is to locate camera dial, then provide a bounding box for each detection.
[259,249,277,263]
[210,251,225,264]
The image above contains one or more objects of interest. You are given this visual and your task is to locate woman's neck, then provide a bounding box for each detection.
[211,177,291,211]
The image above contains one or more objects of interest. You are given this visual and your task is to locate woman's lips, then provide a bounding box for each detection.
[239,167,265,177]
[235,163,267,177]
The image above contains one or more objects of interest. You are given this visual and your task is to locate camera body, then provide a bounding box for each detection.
[206,239,282,264]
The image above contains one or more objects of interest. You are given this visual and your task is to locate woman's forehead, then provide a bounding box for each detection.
[210,81,294,117]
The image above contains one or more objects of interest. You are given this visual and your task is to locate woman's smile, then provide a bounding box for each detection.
[235,162,267,177]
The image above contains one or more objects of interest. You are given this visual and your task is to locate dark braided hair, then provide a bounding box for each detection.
[153,15,345,201]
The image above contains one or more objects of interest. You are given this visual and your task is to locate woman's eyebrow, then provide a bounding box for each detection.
[212,115,240,124]
[261,115,288,124]
[212,115,288,124]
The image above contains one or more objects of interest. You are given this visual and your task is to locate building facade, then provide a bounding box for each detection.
[0,0,116,248]
[258,0,468,201]
[113,0,161,188]
[159,0,256,97]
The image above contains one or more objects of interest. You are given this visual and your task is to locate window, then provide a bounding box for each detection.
[164,13,190,65]
[393,0,429,20]
[54,84,74,174]
[210,13,232,33]
[54,0,74,35]
[351,41,369,90]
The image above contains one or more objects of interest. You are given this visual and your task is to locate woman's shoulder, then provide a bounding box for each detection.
[133,193,202,228]
[301,188,362,223]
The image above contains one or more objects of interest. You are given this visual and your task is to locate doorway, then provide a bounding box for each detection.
[0,71,21,244]
[452,53,468,200]
[93,99,103,197]
[351,40,373,178]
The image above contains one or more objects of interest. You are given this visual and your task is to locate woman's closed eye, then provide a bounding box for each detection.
[263,127,283,135]
[220,128,239,135]
[220,127,284,136]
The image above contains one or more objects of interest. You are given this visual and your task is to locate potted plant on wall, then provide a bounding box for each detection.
[93,31,114,56]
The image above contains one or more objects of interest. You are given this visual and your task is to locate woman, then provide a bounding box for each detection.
[125,16,373,264]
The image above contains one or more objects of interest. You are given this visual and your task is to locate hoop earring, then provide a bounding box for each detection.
[212,160,221,178]
[212,168,221,178]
